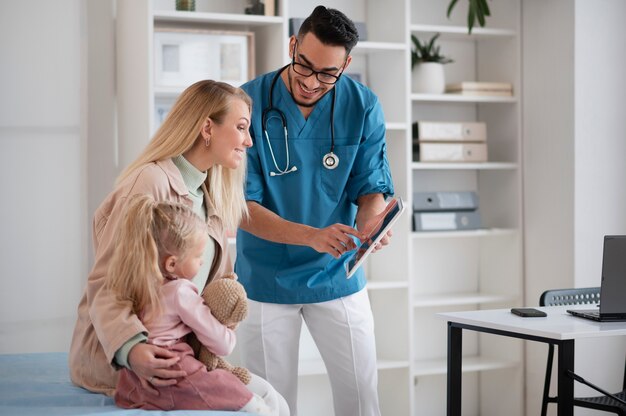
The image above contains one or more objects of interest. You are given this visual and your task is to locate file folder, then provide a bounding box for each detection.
[413,211,482,231]
[416,142,488,162]
[415,121,487,141]
[413,191,479,212]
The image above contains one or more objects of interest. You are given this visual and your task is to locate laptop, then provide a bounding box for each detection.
[567,235,626,322]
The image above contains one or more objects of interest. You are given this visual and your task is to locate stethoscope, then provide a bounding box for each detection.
[262,64,339,177]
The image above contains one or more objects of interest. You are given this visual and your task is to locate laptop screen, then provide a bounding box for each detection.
[600,236,626,315]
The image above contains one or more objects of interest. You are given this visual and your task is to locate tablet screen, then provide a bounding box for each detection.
[344,197,405,279]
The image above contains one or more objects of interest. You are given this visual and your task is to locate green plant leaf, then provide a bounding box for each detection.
[411,32,453,66]
[446,0,459,18]
[468,1,475,33]
[479,0,491,16]
[427,33,439,54]
[447,0,491,34]
[474,0,485,27]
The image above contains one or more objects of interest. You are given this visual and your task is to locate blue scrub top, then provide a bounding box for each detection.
[235,70,394,304]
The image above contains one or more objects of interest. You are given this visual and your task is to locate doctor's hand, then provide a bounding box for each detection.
[128,343,187,394]
[357,207,393,253]
[307,224,365,259]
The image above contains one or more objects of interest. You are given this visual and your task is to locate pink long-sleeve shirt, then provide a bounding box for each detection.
[145,279,235,357]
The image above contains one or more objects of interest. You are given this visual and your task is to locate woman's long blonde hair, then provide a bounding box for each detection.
[117,80,252,231]
[106,194,206,315]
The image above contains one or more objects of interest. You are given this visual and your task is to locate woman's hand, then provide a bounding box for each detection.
[128,343,187,394]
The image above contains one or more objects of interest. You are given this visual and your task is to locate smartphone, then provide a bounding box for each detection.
[511,307,547,318]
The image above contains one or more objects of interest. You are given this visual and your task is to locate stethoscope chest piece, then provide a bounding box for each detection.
[323,152,339,170]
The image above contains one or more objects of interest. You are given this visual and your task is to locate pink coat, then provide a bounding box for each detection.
[69,159,233,396]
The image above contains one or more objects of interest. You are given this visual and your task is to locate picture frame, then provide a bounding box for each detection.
[154,28,255,88]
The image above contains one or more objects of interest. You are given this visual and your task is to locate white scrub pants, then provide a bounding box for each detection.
[239,288,381,416]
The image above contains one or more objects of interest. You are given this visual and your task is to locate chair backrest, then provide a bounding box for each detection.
[539,287,601,307]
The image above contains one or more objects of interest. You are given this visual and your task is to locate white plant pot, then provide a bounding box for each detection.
[412,62,445,94]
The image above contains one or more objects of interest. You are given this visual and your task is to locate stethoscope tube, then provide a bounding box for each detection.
[262,65,339,177]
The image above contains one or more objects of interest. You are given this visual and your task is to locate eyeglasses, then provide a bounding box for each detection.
[291,42,346,85]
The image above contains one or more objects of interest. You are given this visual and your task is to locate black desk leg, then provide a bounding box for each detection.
[557,340,574,416]
[447,323,462,416]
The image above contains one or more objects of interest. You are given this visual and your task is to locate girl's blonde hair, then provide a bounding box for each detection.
[117,80,252,231]
[106,194,206,315]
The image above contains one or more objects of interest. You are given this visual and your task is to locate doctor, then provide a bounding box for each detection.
[235,6,394,416]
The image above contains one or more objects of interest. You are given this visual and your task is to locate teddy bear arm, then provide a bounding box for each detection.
[215,356,235,372]
[198,347,220,371]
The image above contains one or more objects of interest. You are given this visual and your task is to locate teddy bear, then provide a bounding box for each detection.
[189,272,251,384]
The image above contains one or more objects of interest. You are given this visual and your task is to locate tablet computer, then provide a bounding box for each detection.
[345,197,406,279]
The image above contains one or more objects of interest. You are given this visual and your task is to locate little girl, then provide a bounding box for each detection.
[107,194,285,415]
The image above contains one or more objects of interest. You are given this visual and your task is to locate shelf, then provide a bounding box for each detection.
[413,292,518,308]
[385,122,408,131]
[411,229,518,239]
[353,41,406,53]
[413,356,519,377]
[299,359,409,376]
[410,24,516,40]
[412,162,518,170]
[367,281,409,290]
[411,93,517,103]
[118,2,524,414]
[153,10,284,26]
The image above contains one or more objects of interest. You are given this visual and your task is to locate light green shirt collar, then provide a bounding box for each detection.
[172,155,207,197]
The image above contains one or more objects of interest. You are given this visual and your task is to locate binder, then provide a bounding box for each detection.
[415,121,486,141]
[413,211,482,231]
[413,191,478,212]
[416,142,488,162]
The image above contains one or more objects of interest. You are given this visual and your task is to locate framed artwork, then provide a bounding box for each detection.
[154,28,255,88]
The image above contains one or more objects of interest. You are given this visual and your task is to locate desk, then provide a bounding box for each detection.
[439,306,626,416]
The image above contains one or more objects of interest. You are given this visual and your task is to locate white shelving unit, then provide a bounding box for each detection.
[116,0,524,415]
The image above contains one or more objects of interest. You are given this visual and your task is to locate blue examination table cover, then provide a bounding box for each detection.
[0,352,253,415]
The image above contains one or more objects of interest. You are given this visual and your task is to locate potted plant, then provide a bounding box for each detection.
[411,33,453,94]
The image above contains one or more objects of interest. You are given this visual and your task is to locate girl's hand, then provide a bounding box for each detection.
[128,343,187,394]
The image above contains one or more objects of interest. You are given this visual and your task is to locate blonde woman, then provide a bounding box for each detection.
[69,80,288,415]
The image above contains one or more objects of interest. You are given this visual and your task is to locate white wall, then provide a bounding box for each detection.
[572,2,626,414]
[0,0,87,353]
[86,0,118,267]
[574,0,626,284]
[523,0,626,415]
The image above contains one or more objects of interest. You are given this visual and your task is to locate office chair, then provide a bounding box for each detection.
[540,287,626,416]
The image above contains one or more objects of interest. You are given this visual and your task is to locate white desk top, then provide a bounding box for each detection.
[438,306,626,340]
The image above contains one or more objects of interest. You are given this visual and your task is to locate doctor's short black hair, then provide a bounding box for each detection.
[298,5,359,55]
